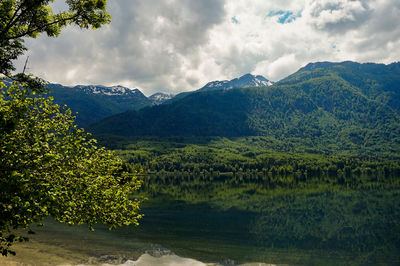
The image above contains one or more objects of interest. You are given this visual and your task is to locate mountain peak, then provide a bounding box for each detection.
[198,73,273,92]
[149,92,175,105]
[238,73,255,80]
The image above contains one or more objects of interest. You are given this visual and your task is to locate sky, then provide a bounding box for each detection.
[15,0,400,96]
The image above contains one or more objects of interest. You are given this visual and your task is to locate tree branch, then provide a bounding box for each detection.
[0,0,29,37]
[4,13,80,41]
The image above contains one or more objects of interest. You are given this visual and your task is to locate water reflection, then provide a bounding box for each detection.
[3,185,399,265]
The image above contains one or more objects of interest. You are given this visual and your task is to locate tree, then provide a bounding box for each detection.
[0,0,143,256]
[1,0,110,75]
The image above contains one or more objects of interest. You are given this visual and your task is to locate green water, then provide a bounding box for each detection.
[6,185,400,265]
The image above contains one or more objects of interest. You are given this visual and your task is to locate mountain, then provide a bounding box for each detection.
[46,84,152,126]
[149,92,175,105]
[199,73,274,92]
[170,73,273,102]
[90,61,400,154]
[278,61,400,115]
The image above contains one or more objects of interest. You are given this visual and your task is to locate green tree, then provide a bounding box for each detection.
[1,0,110,75]
[0,80,143,255]
[0,0,142,256]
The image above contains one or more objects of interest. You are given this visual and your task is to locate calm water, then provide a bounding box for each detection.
[3,190,400,265]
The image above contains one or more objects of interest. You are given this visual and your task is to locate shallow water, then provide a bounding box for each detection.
[0,209,358,265]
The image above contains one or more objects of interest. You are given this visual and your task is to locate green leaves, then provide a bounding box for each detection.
[0,0,110,75]
[0,0,130,256]
[0,79,142,255]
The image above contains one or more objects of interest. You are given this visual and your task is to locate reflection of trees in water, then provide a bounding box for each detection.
[140,178,400,264]
[249,190,399,259]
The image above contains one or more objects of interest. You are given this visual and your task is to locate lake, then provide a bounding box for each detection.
[2,187,399,265]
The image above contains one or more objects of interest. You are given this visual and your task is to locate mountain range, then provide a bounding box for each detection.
[46,73,270,126]
[89,61,400,154]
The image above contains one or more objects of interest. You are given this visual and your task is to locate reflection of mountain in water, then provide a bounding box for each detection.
[95,244,273,266]
[124,252,273,266]
[124,253,207,266]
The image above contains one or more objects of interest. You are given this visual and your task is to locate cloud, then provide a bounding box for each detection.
[254,54,299,80]
[304,0,372,33]
[15,0,400,95]
[18,0,225,95]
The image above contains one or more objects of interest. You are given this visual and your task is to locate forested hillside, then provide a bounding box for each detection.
[279,61,400,114]
[90,61,400,155]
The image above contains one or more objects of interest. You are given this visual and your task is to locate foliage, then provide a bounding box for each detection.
[0,80,143,256]
[0,0,144,256]
[0,0,110,75]
[97,136,400,187]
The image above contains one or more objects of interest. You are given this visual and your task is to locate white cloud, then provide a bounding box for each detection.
[255,54,299,80]
[304,0,371,31]
[15,0,400,95]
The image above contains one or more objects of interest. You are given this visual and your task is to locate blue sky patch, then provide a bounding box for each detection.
[267,10,301,24]
[231,16,239,24]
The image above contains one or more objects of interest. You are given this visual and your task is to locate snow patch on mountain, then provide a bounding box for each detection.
[74,85,141,96]
[149,92,175,105]
[198,74,274,92]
